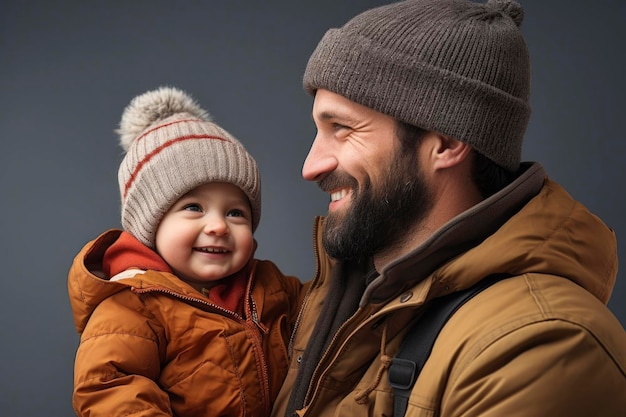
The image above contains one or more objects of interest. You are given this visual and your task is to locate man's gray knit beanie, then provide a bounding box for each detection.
[303,0,530,171]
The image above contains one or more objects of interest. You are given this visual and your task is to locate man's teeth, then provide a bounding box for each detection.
[197,248,228,253]
[331,189,348,202]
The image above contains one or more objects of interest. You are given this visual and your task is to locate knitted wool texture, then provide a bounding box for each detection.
[117,87,261,248]
[303,0,530,171]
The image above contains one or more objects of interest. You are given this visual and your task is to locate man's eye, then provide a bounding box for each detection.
[332,123,349,131]
[183,203,202,212]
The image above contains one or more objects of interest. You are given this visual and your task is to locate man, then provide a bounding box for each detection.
[272,0,626,416]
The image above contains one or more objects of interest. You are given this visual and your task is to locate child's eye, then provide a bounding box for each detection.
[227,209,244,217]
[182,203,202,212]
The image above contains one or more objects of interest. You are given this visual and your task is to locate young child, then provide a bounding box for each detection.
[68,87,306,417]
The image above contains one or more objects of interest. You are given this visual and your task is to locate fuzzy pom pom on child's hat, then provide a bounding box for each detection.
[117,86,261,248]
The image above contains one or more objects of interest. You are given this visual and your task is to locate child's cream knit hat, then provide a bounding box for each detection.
[117,86,260,248]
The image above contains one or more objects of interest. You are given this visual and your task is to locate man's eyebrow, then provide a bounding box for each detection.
[314,110,358,124]
[318,111,335,120]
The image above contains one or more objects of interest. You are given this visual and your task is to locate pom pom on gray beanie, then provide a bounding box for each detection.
[117,86,261,248]
[303,0,530,171]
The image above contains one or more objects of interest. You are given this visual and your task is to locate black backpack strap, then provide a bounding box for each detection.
[388,274,508,417]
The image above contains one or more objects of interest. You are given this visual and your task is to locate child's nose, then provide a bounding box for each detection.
[203,216,229,236]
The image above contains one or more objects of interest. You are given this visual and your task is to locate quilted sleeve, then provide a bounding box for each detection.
[72,289,171,417]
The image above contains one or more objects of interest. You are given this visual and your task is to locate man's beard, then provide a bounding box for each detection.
[320,149,432,263]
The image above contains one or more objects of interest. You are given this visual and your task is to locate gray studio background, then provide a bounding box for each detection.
[2,1,625,415]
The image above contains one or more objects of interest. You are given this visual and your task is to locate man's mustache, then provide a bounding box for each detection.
[318,172,358,193]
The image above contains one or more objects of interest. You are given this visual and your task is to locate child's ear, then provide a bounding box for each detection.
[253,239,258,253]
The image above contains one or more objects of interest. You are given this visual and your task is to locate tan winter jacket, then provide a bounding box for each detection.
[69,229,305,417]
[272,163,626,417]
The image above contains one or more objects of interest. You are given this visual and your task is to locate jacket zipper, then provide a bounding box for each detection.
[287,218,322,355]
[302,306,366,409]
[134,286,243,319]
[133,284,272,415]
[245,296,272,415]
[300,283,432,413]
[242,262,272,416]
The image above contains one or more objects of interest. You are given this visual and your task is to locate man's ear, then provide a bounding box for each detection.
[431,134,473,170]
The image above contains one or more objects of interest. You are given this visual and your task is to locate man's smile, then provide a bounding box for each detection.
[330,188,349,202]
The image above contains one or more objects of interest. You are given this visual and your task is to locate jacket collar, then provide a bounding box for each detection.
[362,162,546,305]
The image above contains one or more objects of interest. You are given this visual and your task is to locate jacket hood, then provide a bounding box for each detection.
[442,177,617,303]
[67,230,208,334]
[365,162,617,305]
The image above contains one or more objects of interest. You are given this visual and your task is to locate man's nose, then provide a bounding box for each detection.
[302,136,337,182]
